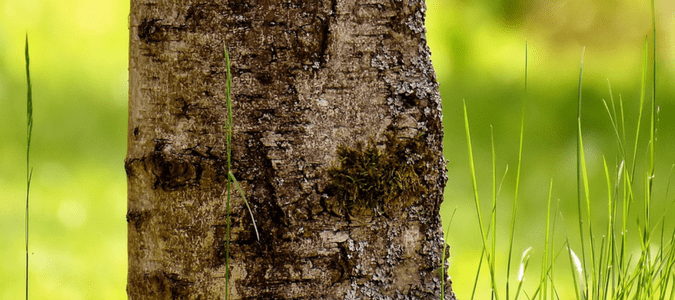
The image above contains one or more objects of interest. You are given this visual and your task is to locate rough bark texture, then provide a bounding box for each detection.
[126,0,454,299]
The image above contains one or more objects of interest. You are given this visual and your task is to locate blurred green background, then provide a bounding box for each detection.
[1,0,674,299]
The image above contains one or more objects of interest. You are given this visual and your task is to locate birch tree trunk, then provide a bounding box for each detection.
[126,0,454,299]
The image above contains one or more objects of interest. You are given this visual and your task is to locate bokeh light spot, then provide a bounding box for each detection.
[57,200,87,228]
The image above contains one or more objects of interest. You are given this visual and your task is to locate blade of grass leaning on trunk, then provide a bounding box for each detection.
[224,46,232,300]
[223,46,260,300]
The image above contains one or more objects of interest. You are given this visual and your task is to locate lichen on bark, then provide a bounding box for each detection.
[325,132,436,216]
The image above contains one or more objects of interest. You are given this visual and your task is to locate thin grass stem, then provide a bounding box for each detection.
[24,33,33,300]
[224,46,233,300]
[506,40,528,300]
[470,245,486,300]
[490,125,498,298]
[630,37,648,183]
[539,179,553,300]
[575,47,590,298]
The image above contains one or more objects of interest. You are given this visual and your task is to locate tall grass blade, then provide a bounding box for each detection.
[630,37,648,181]
[647,0,657,245]
[549,199,562,300]
[507,40,528,300]
[607,80,618,131]
[601,157,614,299]
[650,0,656,193]
[24,34,33,300]
[224,45,233,300]
[539,179,554,300]
[620,164,635,282]
[639,4,658,292]
[463,99,499,300]
[575,47,590,296]
[601,99,626,159]
[470,245,486,300]
[619,94,626,146]
[490,125,497,298]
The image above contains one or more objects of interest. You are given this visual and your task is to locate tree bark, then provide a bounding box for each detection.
[126,0,454,299]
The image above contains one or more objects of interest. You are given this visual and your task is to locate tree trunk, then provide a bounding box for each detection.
[126,0,454,299]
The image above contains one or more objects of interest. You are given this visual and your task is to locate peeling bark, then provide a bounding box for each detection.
[127,0,454,299]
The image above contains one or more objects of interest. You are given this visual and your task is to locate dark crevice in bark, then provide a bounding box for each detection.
[138,18,167,43]
[126,208,149,231]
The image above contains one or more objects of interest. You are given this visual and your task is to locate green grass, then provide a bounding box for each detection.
[463,98,500,299]
[224,46,232,300]
[453,8,675,298]
[24,34,33,300]
[460,41,529,300]
[223,46,259,300]
[506,40,528,300]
